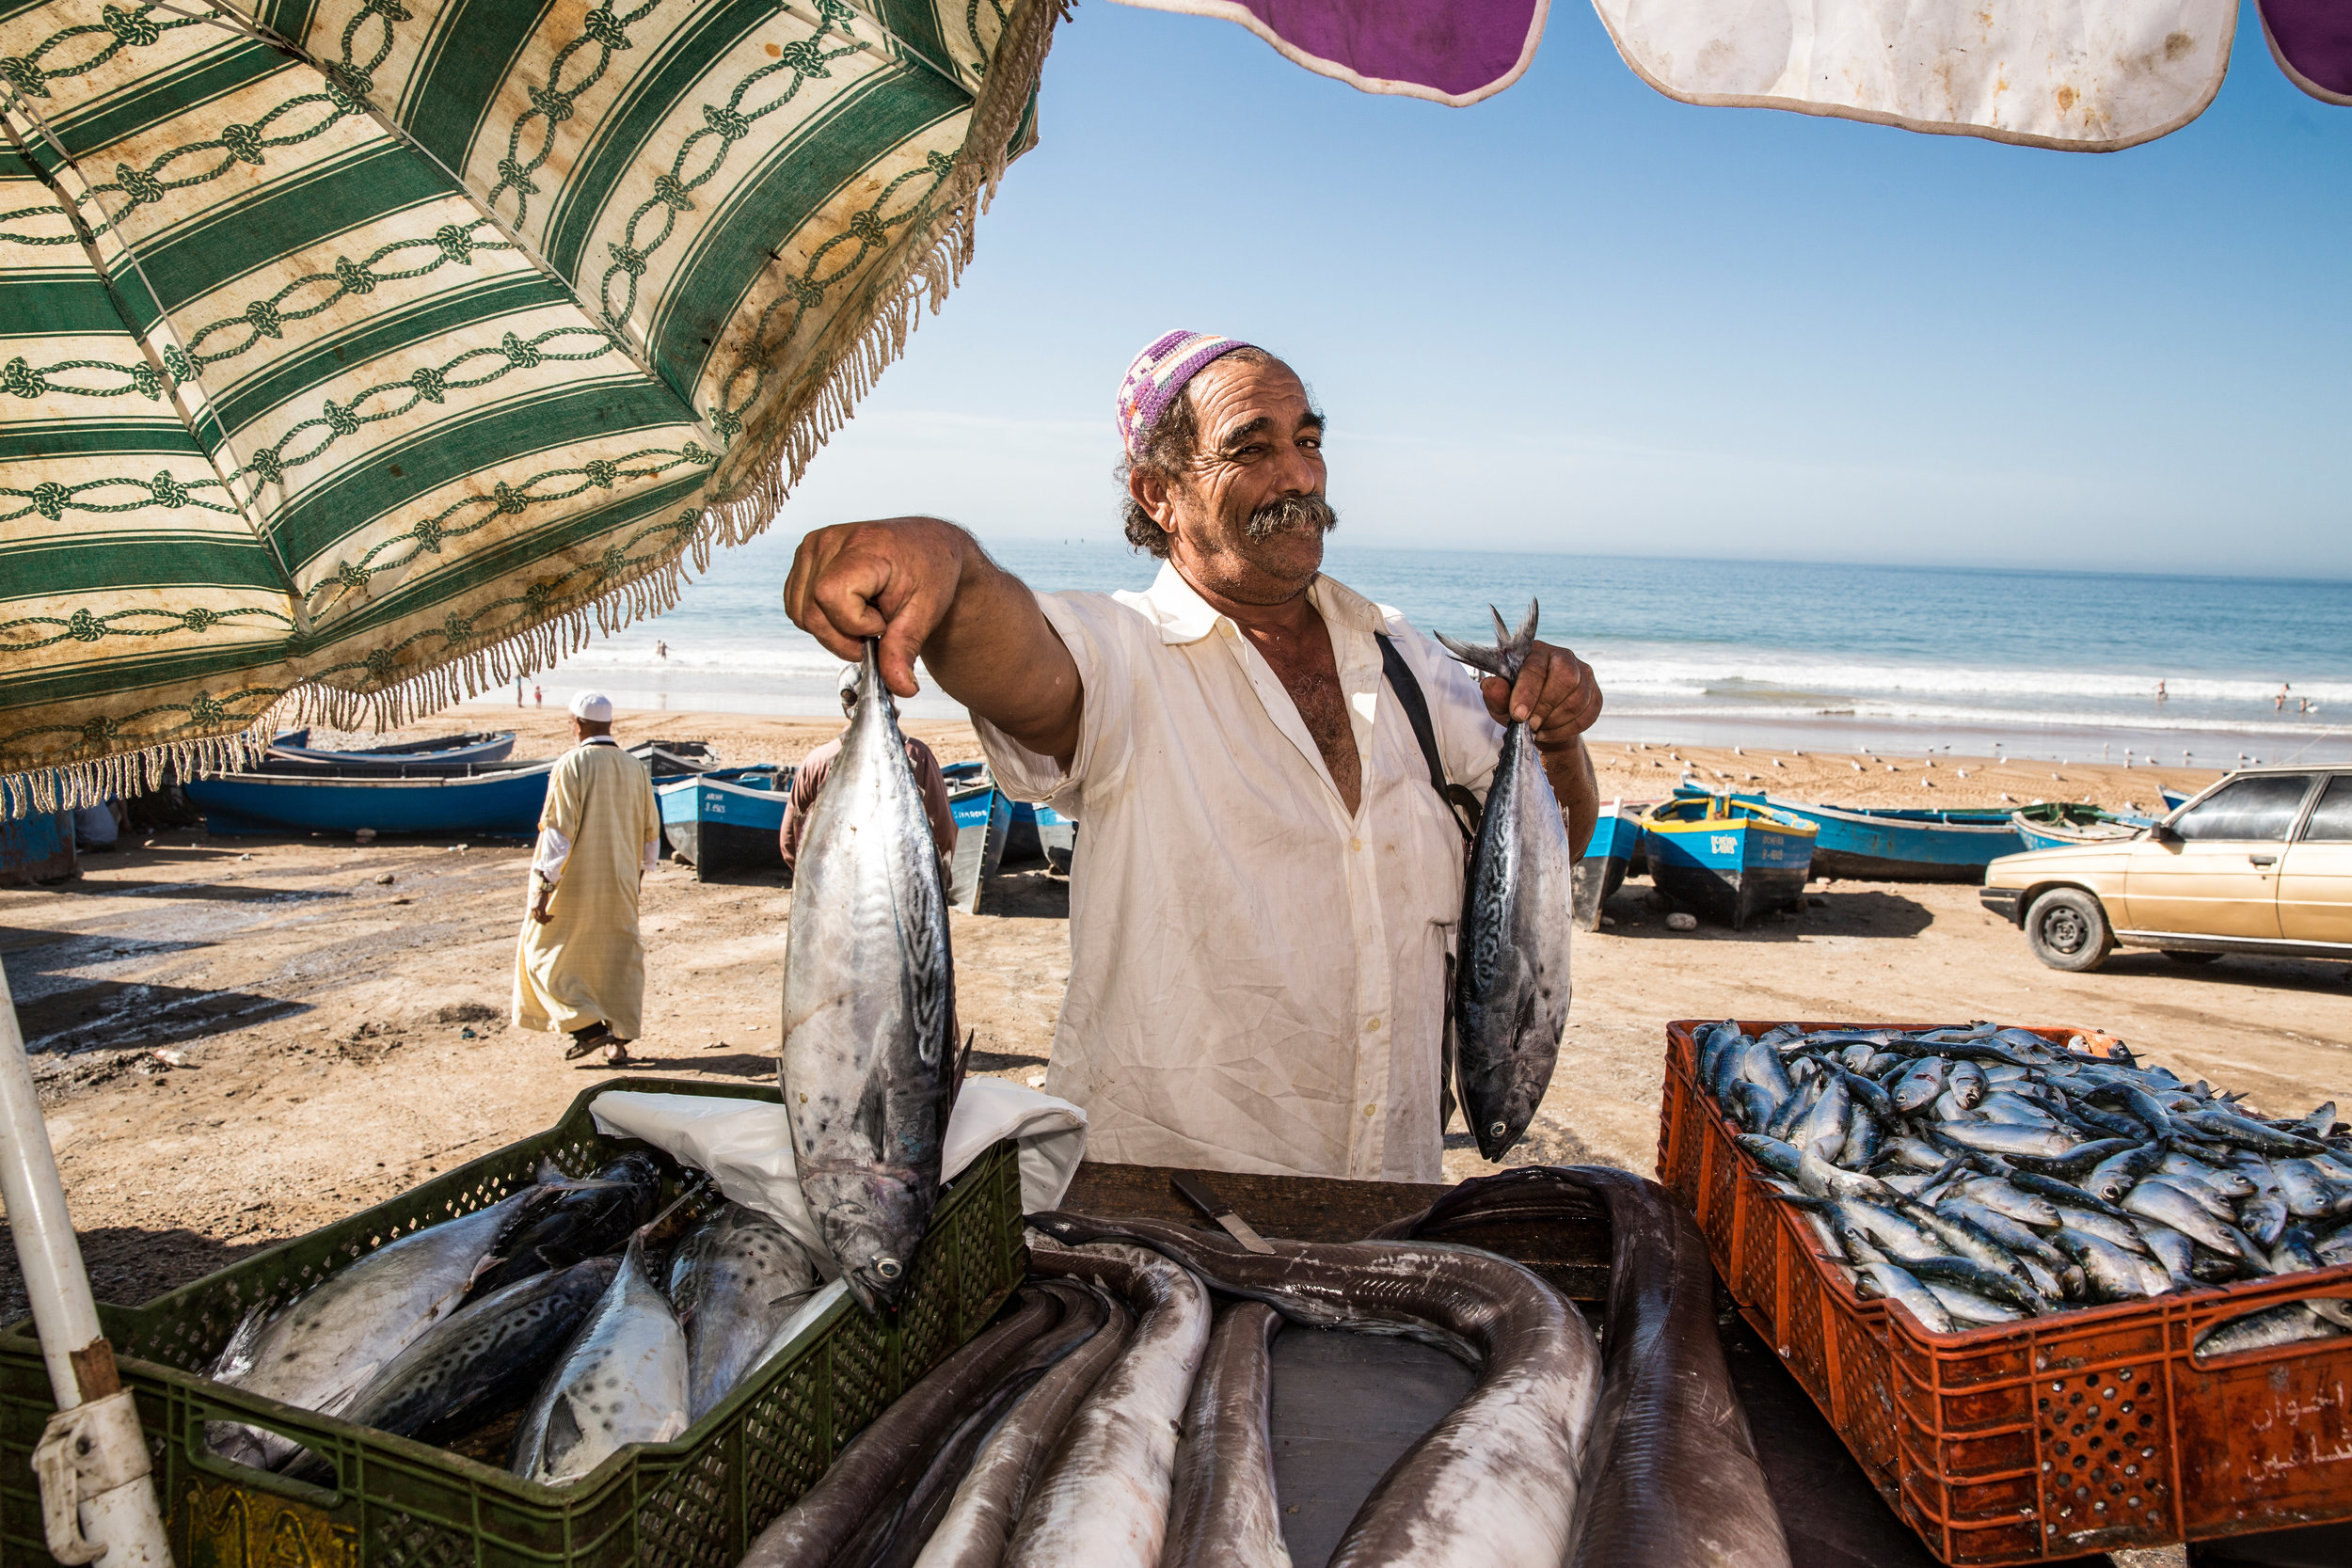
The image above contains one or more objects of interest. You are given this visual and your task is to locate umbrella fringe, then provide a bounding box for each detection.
[0,0,1066,822]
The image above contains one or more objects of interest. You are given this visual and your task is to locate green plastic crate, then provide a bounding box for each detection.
[0,1078,1025,1568]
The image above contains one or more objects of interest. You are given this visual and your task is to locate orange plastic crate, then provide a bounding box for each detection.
[1656,1019,2352,1565]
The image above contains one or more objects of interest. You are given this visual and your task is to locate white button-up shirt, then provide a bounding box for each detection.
[974,563,1509,1182]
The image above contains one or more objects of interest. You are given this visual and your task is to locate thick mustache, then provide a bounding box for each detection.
[1244,493,1339,540]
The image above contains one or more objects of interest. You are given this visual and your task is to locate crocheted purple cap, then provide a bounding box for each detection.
[1116,330,1258,457]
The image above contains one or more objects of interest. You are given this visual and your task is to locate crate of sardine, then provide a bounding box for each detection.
[0,1077,1025,1568]
[1655,1018,2352,1566]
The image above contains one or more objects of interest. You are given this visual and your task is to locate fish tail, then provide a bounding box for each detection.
[1433,599,1540,682]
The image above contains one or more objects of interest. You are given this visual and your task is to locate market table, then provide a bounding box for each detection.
[1059,1160,2346,1568]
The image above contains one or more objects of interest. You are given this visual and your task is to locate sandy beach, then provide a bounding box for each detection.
[5,706,2343,1321]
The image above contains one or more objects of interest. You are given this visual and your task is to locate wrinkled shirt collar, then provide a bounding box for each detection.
[1130,559,1385,645]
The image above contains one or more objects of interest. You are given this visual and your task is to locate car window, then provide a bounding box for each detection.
[2300,776,2352,843]
[2173,775,2314,842]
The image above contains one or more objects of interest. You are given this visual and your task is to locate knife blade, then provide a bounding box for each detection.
[1169,1171,1275,1254]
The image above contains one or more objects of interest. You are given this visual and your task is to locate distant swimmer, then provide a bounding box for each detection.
[656,640,668,660]
[2154,679,2167,702]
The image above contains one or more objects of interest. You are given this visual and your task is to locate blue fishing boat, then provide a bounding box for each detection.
[1676,787,2019,883]
[948,774,1011,913]
[268,730,515,768]
[187,763,551,837]
[1004,799,1077,871]
[657,766,790,880]
[2010,801,2150,852]
[1639,797,1817,929]
[2161,786,2192,812]
[1572,800,1646,930]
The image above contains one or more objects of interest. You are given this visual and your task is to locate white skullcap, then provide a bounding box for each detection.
[836,664,861,696]
[568,690,614,722]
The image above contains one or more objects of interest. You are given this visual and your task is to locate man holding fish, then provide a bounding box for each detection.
[786,332,1602,1181]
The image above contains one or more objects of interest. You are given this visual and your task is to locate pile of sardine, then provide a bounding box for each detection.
[211,1154,833,1484]
[1698,1020,2352,1352]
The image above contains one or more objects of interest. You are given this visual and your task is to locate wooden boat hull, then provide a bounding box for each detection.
[187,766,551,836]
[948,783,1011,912]
[657,768,787,880]
[1685,789,2019,883]
[1642,805,1818,930]
[1003,799,1076,869]
[266,731,515,769]
[1572,808,1644,930]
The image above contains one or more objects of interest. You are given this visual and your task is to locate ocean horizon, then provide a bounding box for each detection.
[471,539,2352,767]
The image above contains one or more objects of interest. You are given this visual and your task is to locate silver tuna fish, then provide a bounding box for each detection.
[668,1200,822,1418]
[779,638,956,1314]
[284,1256,621,1480]
[510,1235,690,1483]
[209,1187,540,1469]
[1434,602,1576,1160]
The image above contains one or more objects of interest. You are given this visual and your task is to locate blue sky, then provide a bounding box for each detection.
[772,0,2352,576]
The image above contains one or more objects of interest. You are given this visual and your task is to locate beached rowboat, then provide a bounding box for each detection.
[657,766,791,880]
[1639,796,1818,929]
[947,771,1012,913]
[1572,801,1646,930]
[2010,800,2151,852]
[261,731,518,779]
[1004,798,1076,871]
[187,763,552,837]
[1677,787,2020,882]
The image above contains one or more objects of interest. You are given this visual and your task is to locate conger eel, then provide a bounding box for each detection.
[1374,1165,1791,1568]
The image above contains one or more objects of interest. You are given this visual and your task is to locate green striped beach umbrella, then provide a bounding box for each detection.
[0,0,1057,812]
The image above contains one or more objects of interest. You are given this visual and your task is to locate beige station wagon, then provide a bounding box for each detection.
[1980,766,2352,972]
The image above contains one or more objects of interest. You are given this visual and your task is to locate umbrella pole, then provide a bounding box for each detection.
[0,967,169,1567]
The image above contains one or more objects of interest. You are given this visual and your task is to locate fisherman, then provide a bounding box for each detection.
[784,331,1602,1181]
[780,664,959,875]
[513,690,662,1068]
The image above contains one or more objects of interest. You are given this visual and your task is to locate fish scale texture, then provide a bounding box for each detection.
[782,641,955,1312]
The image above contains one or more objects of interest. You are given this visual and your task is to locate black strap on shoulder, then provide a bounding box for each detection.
[1375,631,1483,844]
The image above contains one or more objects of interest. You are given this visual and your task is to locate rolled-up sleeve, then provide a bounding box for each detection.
[974,591,1134,809]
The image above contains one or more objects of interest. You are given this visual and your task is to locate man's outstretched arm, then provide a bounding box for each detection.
[785,518,1082,764]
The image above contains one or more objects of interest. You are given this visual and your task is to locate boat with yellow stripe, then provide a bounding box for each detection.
[1637,794,1819,930]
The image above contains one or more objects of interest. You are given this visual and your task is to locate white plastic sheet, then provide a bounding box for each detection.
[1590,0,2236,150]
[589,1080,1088,1278]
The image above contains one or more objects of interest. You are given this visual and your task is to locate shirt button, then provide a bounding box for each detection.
[1363,1102,1377,1117]
[1350,837,1362,852]
[1365,1018,1382,1033]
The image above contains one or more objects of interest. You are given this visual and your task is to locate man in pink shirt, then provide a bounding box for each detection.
[780,664,958,874]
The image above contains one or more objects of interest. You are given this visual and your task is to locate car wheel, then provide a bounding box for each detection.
[2025,888,2113,973]
[2162,949,2222,966]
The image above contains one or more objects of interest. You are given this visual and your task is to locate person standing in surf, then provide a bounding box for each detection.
[512,691,662,1067]
[783,332,1602,1181]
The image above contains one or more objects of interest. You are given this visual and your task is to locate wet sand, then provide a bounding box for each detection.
[2,710,2341,1319]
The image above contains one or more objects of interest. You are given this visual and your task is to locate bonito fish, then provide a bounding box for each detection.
[510,1235,689,1484]
[1434,602,1575,1160]
[668,1201,821,1419]
[302,1256,619,1470]
[780,637,956,1314]
[1031,1213,1601,1568]
[209,1186,543,1469]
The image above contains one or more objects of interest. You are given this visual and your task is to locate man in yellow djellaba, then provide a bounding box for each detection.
[512,691,661,1067]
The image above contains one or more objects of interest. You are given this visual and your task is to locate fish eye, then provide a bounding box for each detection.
[1487,1122,1507,1141]
[874,1258,901,1280]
